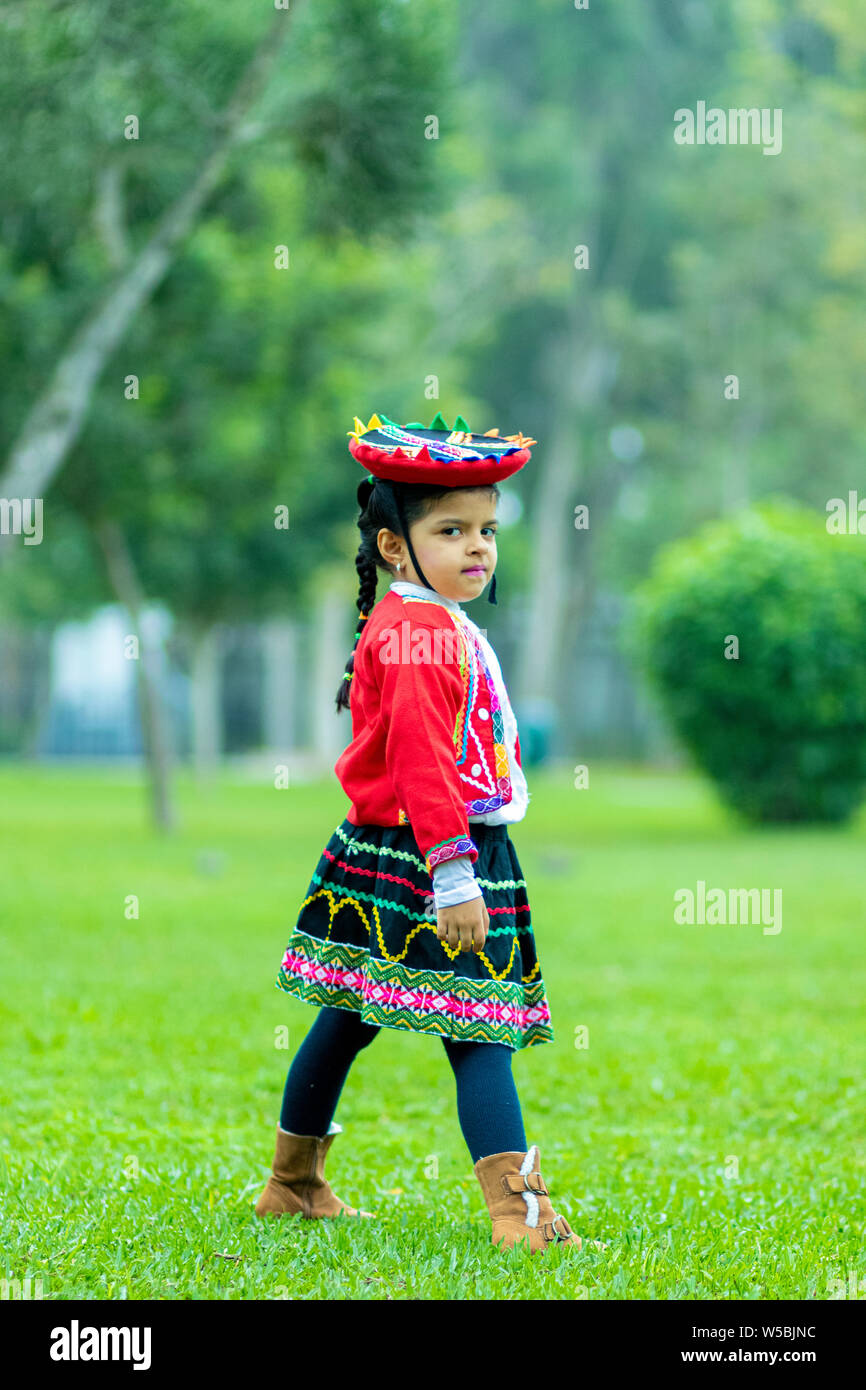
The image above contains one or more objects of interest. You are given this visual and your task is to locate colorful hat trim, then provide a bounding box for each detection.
[347,411,536,486]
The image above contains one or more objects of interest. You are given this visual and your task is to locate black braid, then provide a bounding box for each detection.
[335,546,379,712]
[334,474,501,712]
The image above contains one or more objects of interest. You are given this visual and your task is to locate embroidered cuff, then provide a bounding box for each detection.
[425,834,479,875]
[431,855,482,911]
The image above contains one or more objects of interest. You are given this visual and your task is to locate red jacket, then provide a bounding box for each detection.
[334,587,520,874]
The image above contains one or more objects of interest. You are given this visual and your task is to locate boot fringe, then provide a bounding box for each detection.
[519,1145,540,1227]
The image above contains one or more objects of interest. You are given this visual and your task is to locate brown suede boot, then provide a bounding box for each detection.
[254,1121,376,1220]
[474,1143,608,1254]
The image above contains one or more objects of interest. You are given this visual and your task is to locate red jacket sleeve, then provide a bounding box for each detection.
[376,615,479,875]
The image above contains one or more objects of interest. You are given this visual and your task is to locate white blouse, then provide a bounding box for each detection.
[388,580,529,909]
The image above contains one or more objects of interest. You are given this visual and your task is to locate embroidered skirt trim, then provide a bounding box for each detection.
[276,928,554,1049]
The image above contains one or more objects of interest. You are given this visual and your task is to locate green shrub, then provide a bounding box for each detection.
[625,499,866,823]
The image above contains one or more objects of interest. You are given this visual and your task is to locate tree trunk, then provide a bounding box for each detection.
[94,517,177,833]
[261,615,299,755]
[311,571,352,771]
[0,8,298,562]
[722,400,761,514]
[21,622,56,759]
[0,620,22,751]
[518,318,619,716]
[189,621,222,782]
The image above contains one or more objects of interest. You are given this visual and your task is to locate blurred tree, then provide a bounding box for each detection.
[2,0,865,802]
[0,0,453,511]
[627,500,866,823]
[0,0,456,824]
[411,0,866,747]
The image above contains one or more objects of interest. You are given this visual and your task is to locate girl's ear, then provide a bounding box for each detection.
[377,526,402,568]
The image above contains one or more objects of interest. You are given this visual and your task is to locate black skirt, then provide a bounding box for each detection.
[274,818,554,1050]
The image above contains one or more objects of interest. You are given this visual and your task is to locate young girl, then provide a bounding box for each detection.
[254,412,605,1255]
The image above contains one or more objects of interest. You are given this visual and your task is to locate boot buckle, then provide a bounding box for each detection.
[544,1214,572,1242]
[502,1171,549,1197]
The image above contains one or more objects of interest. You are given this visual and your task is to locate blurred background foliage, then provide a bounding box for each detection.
[1,0,864,825]
[628,500,866,823]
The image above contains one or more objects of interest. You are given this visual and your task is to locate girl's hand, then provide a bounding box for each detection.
[436,896,490,954]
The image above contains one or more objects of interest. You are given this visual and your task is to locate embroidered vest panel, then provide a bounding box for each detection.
[393,595,513,821]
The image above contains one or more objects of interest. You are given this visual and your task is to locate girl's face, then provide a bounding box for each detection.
[379,490,499,603]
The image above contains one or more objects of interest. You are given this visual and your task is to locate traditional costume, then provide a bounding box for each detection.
[273,411,551,1050]
[256,412,607,1256]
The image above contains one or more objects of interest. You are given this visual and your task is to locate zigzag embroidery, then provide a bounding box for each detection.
[308,873,530,933]
[333,823,527,890]
[335,823,427,872]
[322,848,527,916]
[322,846,431,899]
[297,888,538,982]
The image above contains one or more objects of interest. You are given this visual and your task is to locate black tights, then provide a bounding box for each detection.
[278,1006,528,1164]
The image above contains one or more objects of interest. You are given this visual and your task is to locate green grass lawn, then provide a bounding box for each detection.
[1,761,864,1301]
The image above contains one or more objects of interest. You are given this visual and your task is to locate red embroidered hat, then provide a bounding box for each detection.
[347,411,536,487]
